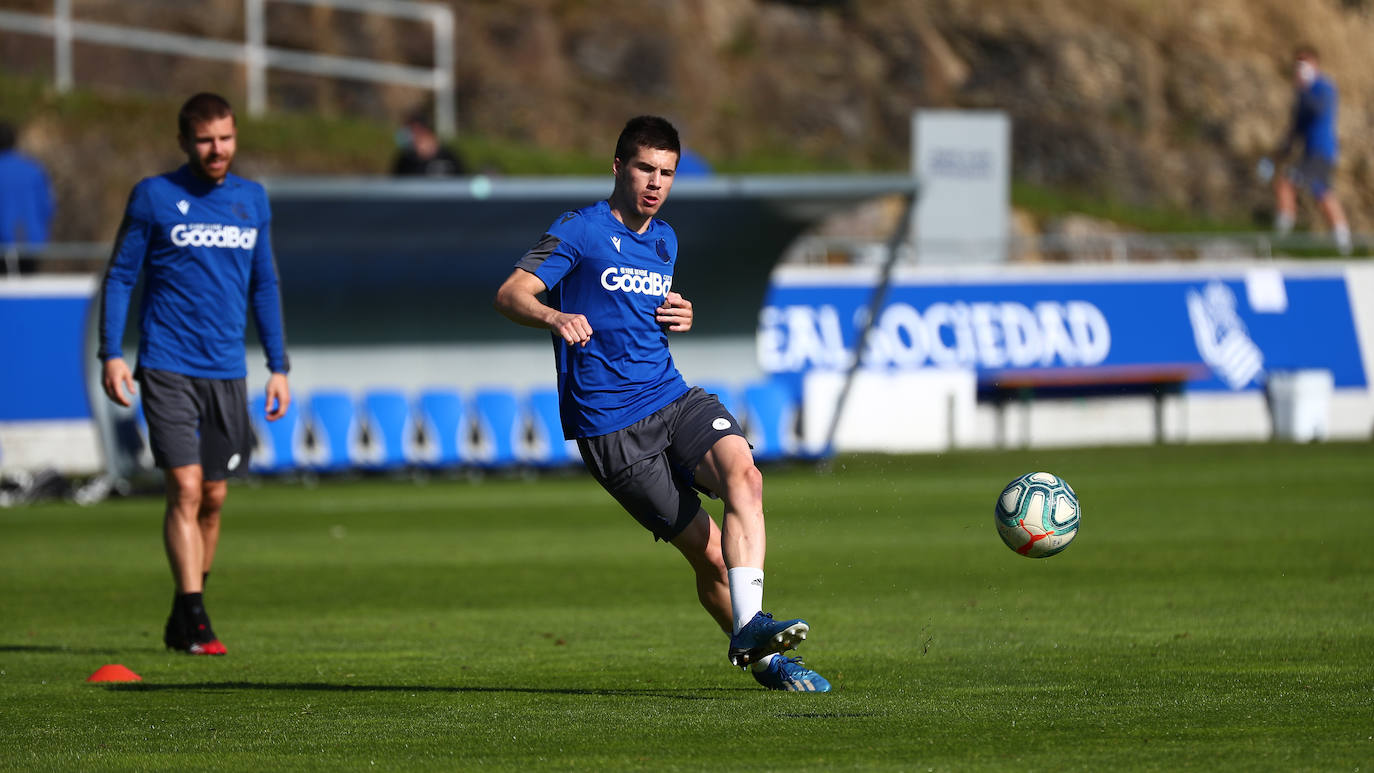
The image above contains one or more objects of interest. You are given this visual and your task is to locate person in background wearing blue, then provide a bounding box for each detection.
[0,120,56,260]
[98,93,292,656]
[1268,44,1352,255]
[673,146,713,177]
[493,116,829,691]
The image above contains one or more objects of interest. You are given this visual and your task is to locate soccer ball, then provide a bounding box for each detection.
[994,472,1080,558]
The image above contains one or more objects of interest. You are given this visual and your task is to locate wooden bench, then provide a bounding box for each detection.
[979,363,1212,446]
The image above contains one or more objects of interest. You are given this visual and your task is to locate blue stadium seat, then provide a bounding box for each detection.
[132,399,155,469]
[415,388,467,469]
[248,391,305,474]
[361,389,415,470]
[471,387,522,469]
[742,381,797,462]
[525,387,577,468]
[306,390,361,472]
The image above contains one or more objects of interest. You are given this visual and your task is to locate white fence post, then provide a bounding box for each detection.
[245,0,267,117]
[430,3,455,137]
[54,0,72,92]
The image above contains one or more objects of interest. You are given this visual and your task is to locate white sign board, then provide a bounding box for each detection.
[912,110,1010,264]
[802,369,976,454]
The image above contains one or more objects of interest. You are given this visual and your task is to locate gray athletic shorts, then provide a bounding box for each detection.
[577,386,748,542]
[138,368,252,480]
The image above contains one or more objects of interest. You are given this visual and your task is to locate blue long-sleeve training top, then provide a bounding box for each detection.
[99,165,289,379]
[1291,75,1339,161]
[0,149,55,246]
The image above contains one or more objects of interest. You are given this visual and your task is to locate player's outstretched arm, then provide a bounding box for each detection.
[494,269,593,347]
[656,291,693,333]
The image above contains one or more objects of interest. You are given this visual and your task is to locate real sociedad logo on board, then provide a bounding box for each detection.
[758,299,1113,372]
[170,223,258,249]
[601,266,672,297]
[1186,281,1264,389]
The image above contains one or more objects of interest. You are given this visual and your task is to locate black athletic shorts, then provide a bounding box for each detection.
[137,368,252,480]
[577,386,748,542]
[1287,155,1334,198]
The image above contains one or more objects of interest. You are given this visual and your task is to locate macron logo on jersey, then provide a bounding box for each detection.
[170,223,259,250]
[611,236,622,253]
[601,266,672,297]
[176,200,190,215]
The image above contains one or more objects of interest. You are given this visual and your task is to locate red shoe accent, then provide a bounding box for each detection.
[187,639,227,656]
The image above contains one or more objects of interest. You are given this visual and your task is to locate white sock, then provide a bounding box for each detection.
[1275,211,1295,235]
[728,566,765,634]
[1334,223,1352,253]
[751,653,777,672]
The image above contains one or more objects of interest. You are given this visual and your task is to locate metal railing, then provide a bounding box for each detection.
[7,230,1367,279]
[783,231,1371,266]
[0,0,456,135]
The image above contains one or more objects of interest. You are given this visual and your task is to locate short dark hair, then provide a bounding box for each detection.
[0,121,14,151]
[404,108,435,133]
[178,92,234,137]
[614,116,680,164]
[1294,43,1319,62]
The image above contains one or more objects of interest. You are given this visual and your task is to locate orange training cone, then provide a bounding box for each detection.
[86,664,142,683]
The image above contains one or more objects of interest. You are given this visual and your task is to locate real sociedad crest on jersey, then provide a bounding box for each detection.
[656,238,671,263]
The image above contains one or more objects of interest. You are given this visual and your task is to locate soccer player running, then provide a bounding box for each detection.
[494,116,829,691]
[98,93,291,656]
[1268,44,1352,255]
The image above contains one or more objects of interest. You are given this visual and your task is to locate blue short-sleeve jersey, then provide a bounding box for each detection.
[515,200,689,439]
[99,165,289,379]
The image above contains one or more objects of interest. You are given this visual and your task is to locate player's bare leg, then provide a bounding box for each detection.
[198,479,227,578]
[1274,177,1297,235]
[162,464,226,654]
[697,436,806,658]
[694,434,765,571]
[1319,192,1352,254]
[669,508,732,633]
[165,465,206,594]
[695,434,828,690]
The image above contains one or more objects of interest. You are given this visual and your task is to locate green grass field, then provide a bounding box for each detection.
[2,442,1371,771]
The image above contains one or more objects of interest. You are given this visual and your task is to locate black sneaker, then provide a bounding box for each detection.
[163,610,190,651]
[187,616,226,656]
[165,594,227,656]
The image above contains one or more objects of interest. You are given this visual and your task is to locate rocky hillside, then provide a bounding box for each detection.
[4,0,1373,241]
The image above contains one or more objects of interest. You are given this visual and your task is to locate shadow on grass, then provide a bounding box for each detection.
[0,644,130,655]
[105,681,757,700]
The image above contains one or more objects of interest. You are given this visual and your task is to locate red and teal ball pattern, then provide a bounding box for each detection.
[995,471,1080,558]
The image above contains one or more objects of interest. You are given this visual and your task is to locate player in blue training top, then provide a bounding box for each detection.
[98,92,291,656]
[0,120,56,253]
[495,116,829,691]
[1269,44,1352,255]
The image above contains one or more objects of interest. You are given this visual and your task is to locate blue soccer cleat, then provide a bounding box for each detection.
[728,611,809,667]
[752,655,831,692]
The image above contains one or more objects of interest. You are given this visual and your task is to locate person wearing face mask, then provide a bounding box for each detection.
[1263,44,1351,255]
